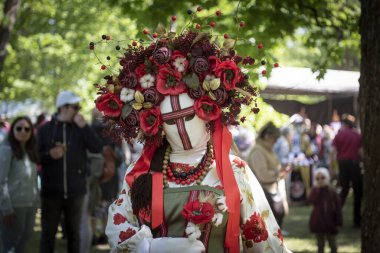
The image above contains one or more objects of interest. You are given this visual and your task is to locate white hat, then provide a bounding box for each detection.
[56,91,82,108]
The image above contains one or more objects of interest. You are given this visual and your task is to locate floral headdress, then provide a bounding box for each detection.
[91,7,278,145]
[91,6,278,253]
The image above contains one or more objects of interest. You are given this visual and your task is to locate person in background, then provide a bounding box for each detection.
[37,91,102,253]
[0,116,39,253]
[273,127,292,228]
[0,114,10,144]
[248,122,289,228]
[331,114,362,228]
[87,108,120,246]
[34,113,50,133]
[308,167,342,253]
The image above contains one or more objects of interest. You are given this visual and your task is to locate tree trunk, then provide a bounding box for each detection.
[359,0,380,252]
[0,0,20,72]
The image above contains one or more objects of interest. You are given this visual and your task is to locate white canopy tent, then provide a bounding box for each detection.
[260,67,360,124]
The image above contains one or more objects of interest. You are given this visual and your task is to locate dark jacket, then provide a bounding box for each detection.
[308,186,343,234]
[37,116,102,198]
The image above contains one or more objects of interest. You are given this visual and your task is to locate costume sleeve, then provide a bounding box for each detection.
[230,156,291,253]
[0,145,14,214]
[80,125,102,153]
[248,148,279,183]
[105,163,153,253]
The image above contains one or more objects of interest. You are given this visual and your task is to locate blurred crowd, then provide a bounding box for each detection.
[0,91,142,253]
[0,90,362,253]
[231,111,362,253]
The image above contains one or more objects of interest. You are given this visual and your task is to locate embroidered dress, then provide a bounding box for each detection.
[106,155,290,253]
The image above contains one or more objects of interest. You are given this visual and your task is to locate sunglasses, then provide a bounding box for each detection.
[15,126,31,132]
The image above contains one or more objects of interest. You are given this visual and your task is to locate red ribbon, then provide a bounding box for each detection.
[126,142,159,187]
[151,172,164,228]
[125,142,163,229]
[212,119,240,253]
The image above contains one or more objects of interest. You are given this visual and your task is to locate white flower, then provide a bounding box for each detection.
[140,74,155,89]
[216,196,228,212]
[173,57,187,72]
[212,213,224,227]
[120,87,135,102]
[185,222,202,241]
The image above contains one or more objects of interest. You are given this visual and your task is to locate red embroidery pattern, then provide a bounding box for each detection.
[277,228,284,243]
[118,228,136,244]
[113,213,127,225]
[233,157,246,169]
[241,212,269,243]
[115,198,124,206]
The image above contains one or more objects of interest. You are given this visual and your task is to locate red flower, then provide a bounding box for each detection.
[241,212,269,243]
[215,60,240,90]
[113,213,127,225]
[139,107,162,136]
[135,64,146,80]
[194,96,221,121]
[156,66,187,95]
[95,93,123,117]
[118,228,136,244]
[208,56,221,74]
[181,200,215,224]
[233,157,247,169]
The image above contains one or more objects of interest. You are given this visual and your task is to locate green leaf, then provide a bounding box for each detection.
[121,104,133,119]
[191,32,211,47]
[155,23,166,35]
[182,73,200,90]
[222,39,235,50]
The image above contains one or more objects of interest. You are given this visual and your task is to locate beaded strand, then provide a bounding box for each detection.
[162,143,214,188]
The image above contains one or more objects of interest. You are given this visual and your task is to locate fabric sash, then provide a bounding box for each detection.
[212,119,240,253]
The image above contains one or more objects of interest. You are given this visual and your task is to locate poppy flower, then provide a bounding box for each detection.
[156,66,187,95]
[181,200,215,224]
[139,107,162,136]
[194,96,221,121]
[95,93,123,118]
[215,60,240,90]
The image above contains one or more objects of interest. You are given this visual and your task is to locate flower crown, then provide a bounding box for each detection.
[91,7,277,144]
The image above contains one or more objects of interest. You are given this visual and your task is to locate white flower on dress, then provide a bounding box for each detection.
[140,74,155,89]
[173,57,187,72]
[120,87,135,102]
[212,213,224,227]
[185,222,202,241]
[216,196,228,212]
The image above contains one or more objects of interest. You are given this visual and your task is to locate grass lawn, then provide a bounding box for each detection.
[282,193,360,253]
[2,193,360,253]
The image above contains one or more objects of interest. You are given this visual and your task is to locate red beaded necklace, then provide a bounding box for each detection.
[162,142,213,187]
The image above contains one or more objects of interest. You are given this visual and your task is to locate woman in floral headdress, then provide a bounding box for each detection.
[93,9,291,253]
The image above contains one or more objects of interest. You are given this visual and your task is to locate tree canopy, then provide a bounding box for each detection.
[0,0,360,125]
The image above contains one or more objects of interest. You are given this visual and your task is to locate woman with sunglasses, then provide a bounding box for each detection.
[0,116,39,253]
[308,167,342,253]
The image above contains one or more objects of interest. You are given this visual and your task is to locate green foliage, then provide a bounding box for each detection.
[0,0,360,125]
[0,0,137,115]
